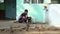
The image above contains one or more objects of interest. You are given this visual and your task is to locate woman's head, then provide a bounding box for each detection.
[24,9,28,14]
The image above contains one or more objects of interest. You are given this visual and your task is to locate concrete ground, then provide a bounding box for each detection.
[0,20,60,34]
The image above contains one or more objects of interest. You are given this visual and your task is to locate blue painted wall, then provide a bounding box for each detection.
[5,0,16,19]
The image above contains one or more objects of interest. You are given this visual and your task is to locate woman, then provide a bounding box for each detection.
[18,9,28,23]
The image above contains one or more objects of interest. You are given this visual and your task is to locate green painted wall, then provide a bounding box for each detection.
[16,0,51,23]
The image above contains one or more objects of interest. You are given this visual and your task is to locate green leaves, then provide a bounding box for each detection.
[0,3,5,10]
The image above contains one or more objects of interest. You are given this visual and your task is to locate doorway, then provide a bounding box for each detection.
[0,10,5,20]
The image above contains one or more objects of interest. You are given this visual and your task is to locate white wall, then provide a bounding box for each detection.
[48,4,60,27]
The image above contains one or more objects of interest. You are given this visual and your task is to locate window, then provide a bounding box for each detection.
[51,0,60,4]
[38,0,43,3]
[24,0,44,4]
[24,0,30,4]
[32,0,37,4]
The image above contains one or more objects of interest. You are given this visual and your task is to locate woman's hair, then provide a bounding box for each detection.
[25,9,28,12]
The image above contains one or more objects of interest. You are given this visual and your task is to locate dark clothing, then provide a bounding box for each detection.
[21,13,27,16]
[18,13,27,23]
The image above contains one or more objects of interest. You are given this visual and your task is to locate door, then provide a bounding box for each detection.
[0,10,5,20]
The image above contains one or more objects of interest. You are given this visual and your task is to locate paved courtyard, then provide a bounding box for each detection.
[0,20,60,34]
